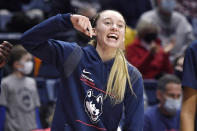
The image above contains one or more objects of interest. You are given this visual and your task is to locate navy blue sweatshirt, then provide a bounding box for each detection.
[20,14,144,131]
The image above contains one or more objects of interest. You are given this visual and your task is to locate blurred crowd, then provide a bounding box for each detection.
[0,0,197,131]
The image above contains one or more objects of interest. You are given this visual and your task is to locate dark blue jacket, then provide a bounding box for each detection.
[20,14,144,131]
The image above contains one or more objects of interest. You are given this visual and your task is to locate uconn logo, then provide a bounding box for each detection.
[84,89,103,123]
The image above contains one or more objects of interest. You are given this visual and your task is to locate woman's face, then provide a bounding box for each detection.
[94,10,126,48]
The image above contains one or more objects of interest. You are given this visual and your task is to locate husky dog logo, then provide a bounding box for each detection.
[84,89,103,123]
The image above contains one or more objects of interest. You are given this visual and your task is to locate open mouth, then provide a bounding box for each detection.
[107,33,119,40]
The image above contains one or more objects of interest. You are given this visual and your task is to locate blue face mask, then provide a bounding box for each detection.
[161,0,176,13]
[163,97,181,115]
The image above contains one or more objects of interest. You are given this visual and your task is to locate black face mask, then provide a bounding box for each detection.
[143,33,158,43]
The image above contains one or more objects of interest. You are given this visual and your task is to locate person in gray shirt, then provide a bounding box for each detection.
[140,0,194,62]
[0,45,41,131]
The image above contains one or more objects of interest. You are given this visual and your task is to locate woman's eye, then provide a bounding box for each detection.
[105,21,111,25]
[118,24,124,28]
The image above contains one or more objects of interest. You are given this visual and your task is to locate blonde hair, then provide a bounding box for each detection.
[106,48,135,104]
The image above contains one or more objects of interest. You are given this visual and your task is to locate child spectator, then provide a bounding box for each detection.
[0,45,41,131]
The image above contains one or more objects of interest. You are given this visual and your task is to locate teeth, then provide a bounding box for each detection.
[107,34,118,40]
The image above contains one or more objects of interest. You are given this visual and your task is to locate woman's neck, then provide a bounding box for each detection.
[96,44,116,62]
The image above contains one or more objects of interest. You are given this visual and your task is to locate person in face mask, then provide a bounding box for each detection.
[126,19,173,79]
[144,74,182,131]
[140,0,194,63]
[0,45,42,131]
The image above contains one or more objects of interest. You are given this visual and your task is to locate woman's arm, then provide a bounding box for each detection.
[181,42,197,131]
[180,87,197,131]
[20,14,92,67]
[20,14,74,65]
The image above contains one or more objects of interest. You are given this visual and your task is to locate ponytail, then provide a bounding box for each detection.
[105,48,135,104]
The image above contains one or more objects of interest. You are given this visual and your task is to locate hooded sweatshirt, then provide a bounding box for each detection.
[20,13,144,131]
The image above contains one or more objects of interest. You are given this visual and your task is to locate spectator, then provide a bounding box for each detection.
[175,0,197,38]
[181,40,197,131]
[126,19,173,79]
[140,0,194,62]
[144,74,182,131]
[0,45,41,131]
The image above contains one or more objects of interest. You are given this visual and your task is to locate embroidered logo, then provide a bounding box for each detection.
[81,68,94,82]
[84,89,103,123]
[83,69,91,74]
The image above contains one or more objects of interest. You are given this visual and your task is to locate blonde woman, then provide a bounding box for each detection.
[20,10,144,131]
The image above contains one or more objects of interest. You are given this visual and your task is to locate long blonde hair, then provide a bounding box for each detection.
[90,10,135,104]
[106,48,135,104]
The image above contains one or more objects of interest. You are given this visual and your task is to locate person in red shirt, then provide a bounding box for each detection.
[126,19,174,79]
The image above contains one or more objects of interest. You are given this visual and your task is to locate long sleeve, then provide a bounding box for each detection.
[122,67,144,131]
[182,41,197,89]
[20,13,77,69]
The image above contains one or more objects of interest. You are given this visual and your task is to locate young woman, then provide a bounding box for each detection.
[20,10,144,131]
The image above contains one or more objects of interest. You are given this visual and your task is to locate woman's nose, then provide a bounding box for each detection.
[111,24,118,31]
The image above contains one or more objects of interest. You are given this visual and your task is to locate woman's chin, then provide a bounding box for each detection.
[105,42,120,48]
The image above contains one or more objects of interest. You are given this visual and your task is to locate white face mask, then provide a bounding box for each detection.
[163,97,181,114]
[161,0,176,13]
[18,61,34,75]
